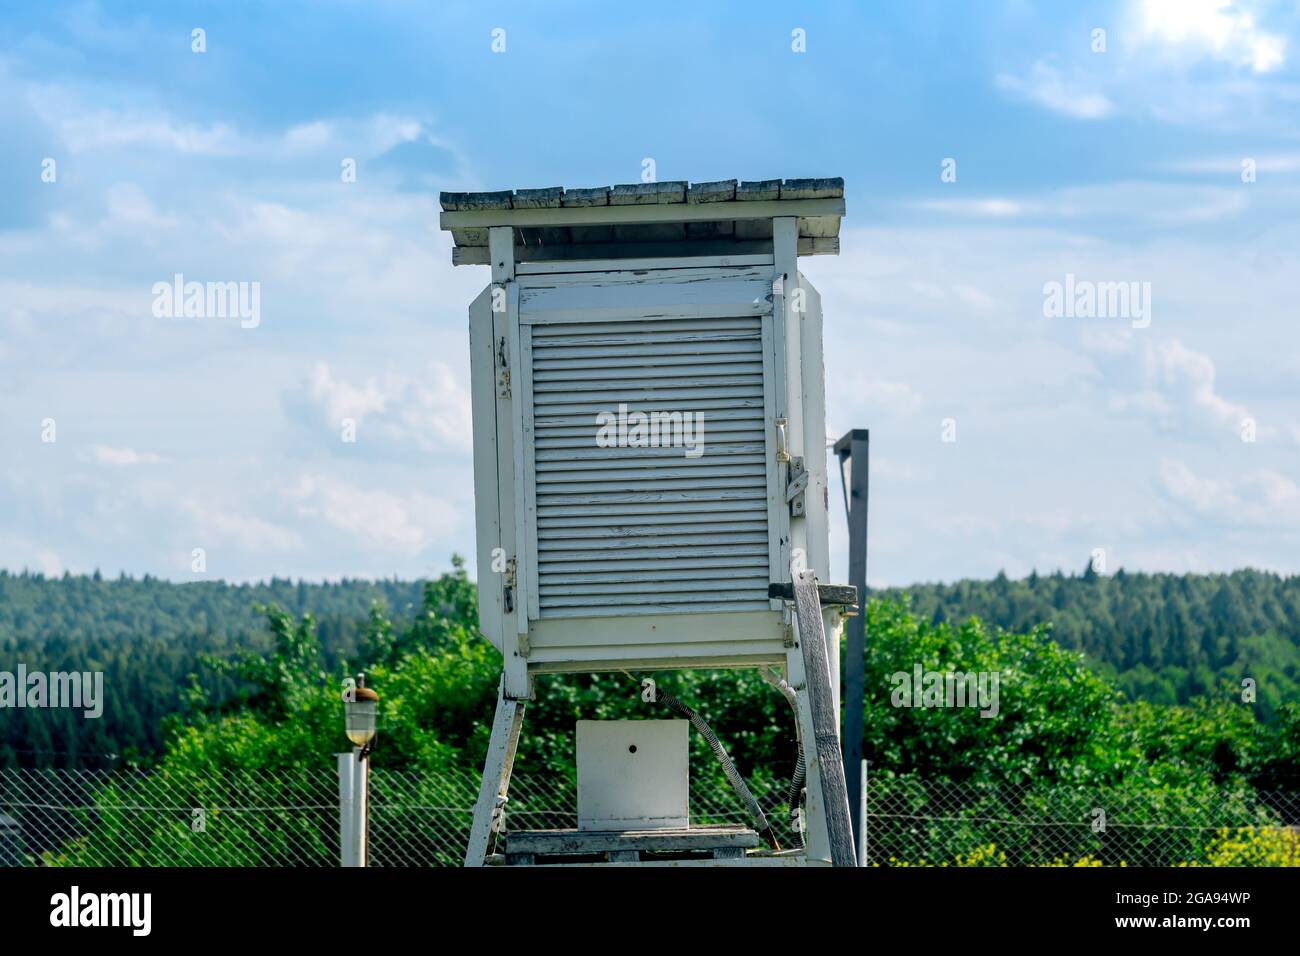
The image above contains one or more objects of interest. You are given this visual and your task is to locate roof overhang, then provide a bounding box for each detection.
[439,178,844,266]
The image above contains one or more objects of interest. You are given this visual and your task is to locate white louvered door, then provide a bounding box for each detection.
[514,267,785,626]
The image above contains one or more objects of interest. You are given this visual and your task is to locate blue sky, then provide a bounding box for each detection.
[2,0,1299,587]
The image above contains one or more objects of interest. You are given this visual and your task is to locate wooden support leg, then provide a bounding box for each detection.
[464,677,527,867]
[785,642,829,864]
[785,572,857,868]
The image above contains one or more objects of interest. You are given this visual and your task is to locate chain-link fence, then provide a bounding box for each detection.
[2,767,1297,866]
[865,776,1300,866]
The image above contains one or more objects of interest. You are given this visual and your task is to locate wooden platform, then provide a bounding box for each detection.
[501,825,759,866]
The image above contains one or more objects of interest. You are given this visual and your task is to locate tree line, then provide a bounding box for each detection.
[1,562,1297,770]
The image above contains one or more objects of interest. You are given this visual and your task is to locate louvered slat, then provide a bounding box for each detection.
[528,314,771,618]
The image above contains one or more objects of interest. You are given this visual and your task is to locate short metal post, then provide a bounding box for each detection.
[353,747,369,867]
[337,752,354,867]
[338,751,367,867]
[859,759,868,867]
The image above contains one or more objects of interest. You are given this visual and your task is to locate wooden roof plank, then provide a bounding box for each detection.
[780,177,844,200]
[440,190,514,211]
[441,197,843,229]
[561,187,611,207]
[736,180,781,201]
[688,180,738,203]
[609,181,688,205]
[513,187,564,209]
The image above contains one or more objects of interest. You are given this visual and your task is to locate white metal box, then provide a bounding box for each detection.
[576,719,689,830]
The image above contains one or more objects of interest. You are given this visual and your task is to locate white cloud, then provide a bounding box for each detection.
[1158,457,1235,510]
[180,498,304,553]
[1165,153,1300,174]
[1142,339,1251,428]
[37,549,63,576]
[1159,458,1300,526]
[92,445,164,466]
[910,181,1253,227]
[850,379,925,417]
[288,474,459,554]
[1136,0,1287,73]
[915,198,1032,218]
[996,61,1114,119]
[291,360,473,454]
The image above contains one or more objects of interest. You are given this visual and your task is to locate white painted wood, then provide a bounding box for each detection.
[516,254,774,275]
[523,264,771,288]
[796,272,837,715]
[491,289,525,663]
[528,646,786,672]
[761,305,787,614]
[468,285,505,652]
[464,682,526,867]
[790,571,856,866]
[577,720,689,830]
[453,240,834,266]
[507,282,529,640]
[774,217,805,605]
[525,607,786,668]
[440,197,845,230]
[489,226,514,283]
[518,323,541,623]
[785,639,831,864]
[524,310,774,623]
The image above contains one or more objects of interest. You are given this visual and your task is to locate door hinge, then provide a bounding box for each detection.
[786,456,807,517]
[496,335,511,398]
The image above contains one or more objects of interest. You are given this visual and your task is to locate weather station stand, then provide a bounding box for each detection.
[440,177,858,867]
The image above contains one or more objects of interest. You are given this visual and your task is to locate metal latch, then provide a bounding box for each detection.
[503,557,517,614]
[775,417,790,463]
[786,456,807,516]
[496,335,511,398]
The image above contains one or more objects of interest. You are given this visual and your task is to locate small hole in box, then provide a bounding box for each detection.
[628,745,638,754]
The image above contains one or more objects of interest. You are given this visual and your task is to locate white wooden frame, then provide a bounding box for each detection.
[506,265,790,672]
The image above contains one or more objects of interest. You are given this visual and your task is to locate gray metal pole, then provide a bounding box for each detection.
[835,429,868,858]
[859,758,868,867]
[355,749,369,867]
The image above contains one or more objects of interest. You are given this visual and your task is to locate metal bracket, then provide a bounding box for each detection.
[775,417,790,463]
[786,455,807,516]
[503,557,517,614]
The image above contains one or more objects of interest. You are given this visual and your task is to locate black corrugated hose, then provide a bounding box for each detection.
[761,668,807,847]
[655,688,781,851]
